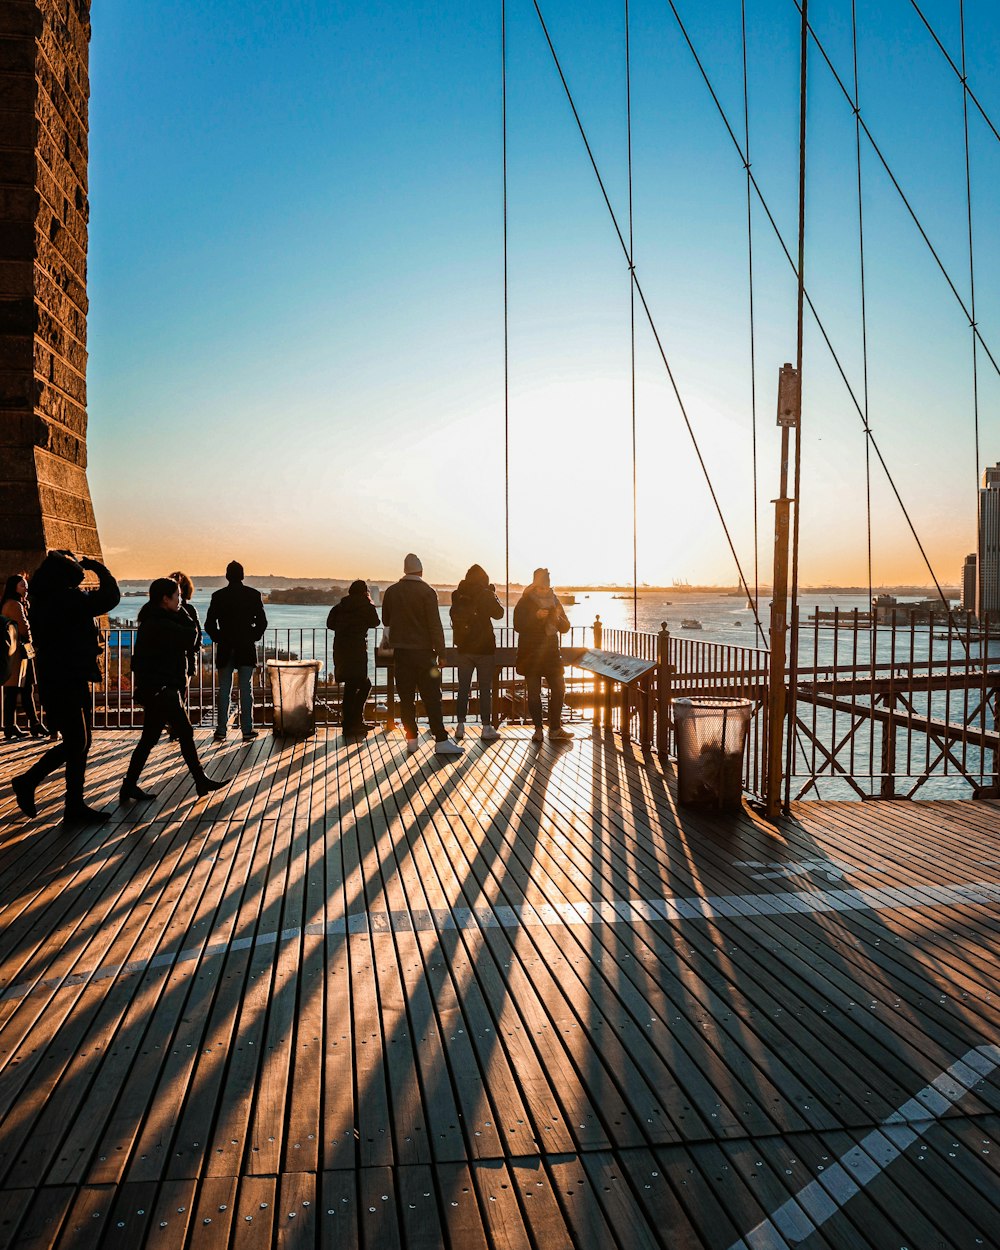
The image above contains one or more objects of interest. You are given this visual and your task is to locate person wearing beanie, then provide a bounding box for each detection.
[204,560,268,741]
[450,563,504,742]
[513,566,573,743]
[380,554,463,756]
[9,549,121,823]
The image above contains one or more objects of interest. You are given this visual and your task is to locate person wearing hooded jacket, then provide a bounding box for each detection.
[450,564,504,742]
[513,566,574,743]
[119,578,226,803]
[9,550,120,823]
[327,580,379,736]
[204,560,267,741]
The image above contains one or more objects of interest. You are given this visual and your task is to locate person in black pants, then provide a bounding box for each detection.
[513,566,574,744]
[9,550,121,823]
[381,553,463,757]
[119,578,226,804]
[204,560,267,742]
[327,580,379,737]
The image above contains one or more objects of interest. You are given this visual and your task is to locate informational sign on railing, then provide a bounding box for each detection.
[574,649,656,684]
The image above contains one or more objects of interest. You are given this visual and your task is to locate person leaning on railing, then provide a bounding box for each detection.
[513,566,573,744]
[9,550,120,824]
[2,572,46,740]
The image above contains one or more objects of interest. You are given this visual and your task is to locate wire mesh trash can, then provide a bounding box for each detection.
[266,659,323,738]
[672,696,753,810]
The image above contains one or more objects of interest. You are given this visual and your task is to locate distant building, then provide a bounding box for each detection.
[962,554,977,614]
[978,463,1000,618]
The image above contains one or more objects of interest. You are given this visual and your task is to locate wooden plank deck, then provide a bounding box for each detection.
[1,728,999,1249]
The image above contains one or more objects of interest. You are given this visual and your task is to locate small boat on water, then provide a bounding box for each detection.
[681,618,702,630]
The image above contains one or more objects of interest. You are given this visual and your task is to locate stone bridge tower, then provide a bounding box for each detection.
[0,0,102,579]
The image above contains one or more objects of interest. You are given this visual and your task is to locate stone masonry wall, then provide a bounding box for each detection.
[0,0,101,579]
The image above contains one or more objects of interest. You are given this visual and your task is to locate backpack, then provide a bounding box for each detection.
[450,593,478,652]
[1,619,18,683]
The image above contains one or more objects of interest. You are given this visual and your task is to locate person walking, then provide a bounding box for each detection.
[327,580,379,737]
[119,579,227,803]
[9,550,120,823]
[380,554,463,756]
[513,567,573,743]
[2,574,45,739]
[204,560,267,742]
[450,564,504,742]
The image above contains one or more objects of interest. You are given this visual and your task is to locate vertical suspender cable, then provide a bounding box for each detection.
[626,0,637,629]
[784,0,809,808]
[740,0,760,613]
[851,0,873,609]
[960,0,980,497]
[502,0,511,612]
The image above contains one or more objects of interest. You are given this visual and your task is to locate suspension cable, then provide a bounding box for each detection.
[626,0,638,630]
[792,0,1000,387]
[662,0,966,629]
[502,0,510,613]
[907,0,1000,147]
[959,0,981,496]
[740,0,760,615]
[530,0,767,645]
[784,0,808,807]
[851,0,873,609]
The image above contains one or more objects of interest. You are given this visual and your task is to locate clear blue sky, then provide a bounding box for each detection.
[85,0,1000,587]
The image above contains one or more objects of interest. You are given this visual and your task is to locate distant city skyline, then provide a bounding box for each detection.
[85,1,1000,585]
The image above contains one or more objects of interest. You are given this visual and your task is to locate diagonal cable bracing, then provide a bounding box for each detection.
[528,0,768,646]
[792,0,1000,387]
[662,0,963,629]
[907,0,1000,147]
[959,0,981,498]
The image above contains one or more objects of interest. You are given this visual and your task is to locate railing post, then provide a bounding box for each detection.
[880,693,896,798]
[656,622,670,757]
[386,660,396,731]
[593,614,603,728]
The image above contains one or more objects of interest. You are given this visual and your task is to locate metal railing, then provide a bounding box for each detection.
[80,609,1000,802]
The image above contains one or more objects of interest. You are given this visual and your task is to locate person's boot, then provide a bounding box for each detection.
[3,689,25,740]
[119,777,156,804]
[10,773,37,818]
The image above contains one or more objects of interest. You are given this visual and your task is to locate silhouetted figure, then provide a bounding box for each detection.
[9,551,121,823]
[381,553,463,756]
[204,560,267,742]
[165,570,201,739]
[327,580,379,737]
[120,579,226,804]
[2,573,45,739]
[514,567,573,743]
[450,563,504,742]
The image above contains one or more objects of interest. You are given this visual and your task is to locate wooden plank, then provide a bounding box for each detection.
[358,1165,402,1250]
[231,1174,277,1250]
[321,1169,359,1250]
[187,1175,239,1250]
[470,1159,534,1250]
[396,1163,447,1250]
[0,1187,34,1250]
[275,1170,317,1250]
[434,1161,491,1250]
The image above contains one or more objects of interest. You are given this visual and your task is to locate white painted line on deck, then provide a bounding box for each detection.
[4,877,1000,1003]
[731,1044,1000,1250]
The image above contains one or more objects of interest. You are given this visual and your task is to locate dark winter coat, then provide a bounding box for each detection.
[130,607,199,704]
[28,556,121,697]
[327,594,379,680]
[450,580,503,655]
[380,576,445,652]
[204,581,268,666]
[180,600,202,677]
[513,587,570,674]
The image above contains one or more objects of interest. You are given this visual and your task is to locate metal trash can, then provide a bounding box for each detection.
[672,696,753,810]
[266,659,322,737]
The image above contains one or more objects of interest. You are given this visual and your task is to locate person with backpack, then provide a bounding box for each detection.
[450,564,504,742]
[119,578,227,804]
[2,574,45,739]
[326,580,379,737]
[9,550,120,823]
[513,566,574,743]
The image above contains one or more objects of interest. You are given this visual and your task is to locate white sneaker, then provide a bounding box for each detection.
[406,737,420,755]
[531,727,544,743]
[481,725,500,742]
[434,738,465,756]
[454,723,465,741]
[548,726,574,742]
